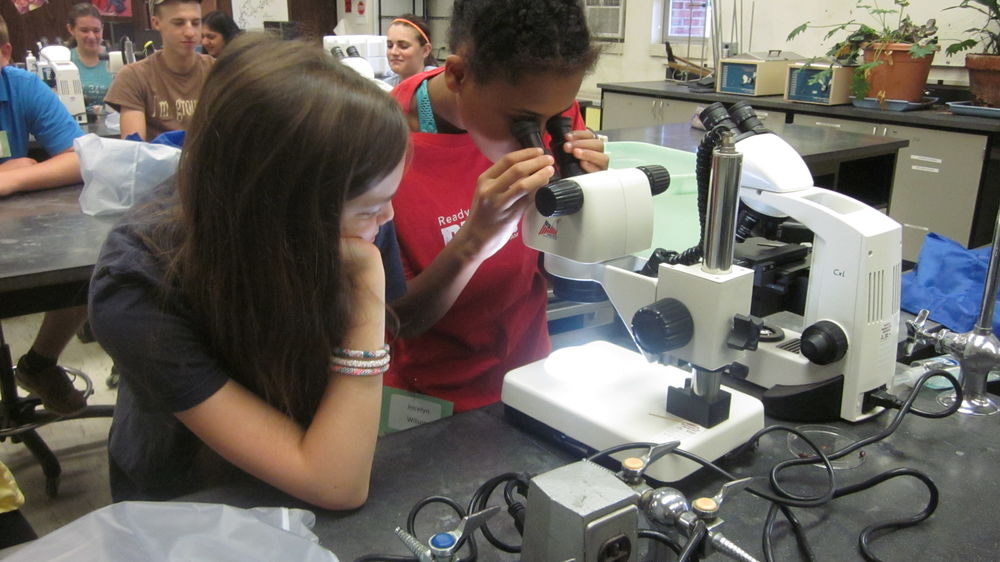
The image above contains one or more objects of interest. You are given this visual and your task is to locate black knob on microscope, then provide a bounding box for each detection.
[800,320,848,365]
[637,164,671,196]
[535,179,584,217]
[631,298,694,354]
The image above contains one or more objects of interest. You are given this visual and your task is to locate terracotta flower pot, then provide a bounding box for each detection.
[862,42,935,103]
[966,53,1000,107]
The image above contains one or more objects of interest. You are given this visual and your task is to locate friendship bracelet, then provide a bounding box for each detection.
[332,345,389,359]
[329,355,391,369]
[329,363,389,377]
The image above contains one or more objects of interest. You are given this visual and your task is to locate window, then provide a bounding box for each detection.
[663,0,711,42]
[585,0,626,43]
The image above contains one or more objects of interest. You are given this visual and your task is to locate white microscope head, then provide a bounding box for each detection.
[39,45,73,65]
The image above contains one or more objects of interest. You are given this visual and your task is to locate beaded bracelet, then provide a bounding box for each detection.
[329,345,390,376]
[332,345,390,359]
[329,364,389,377]
[329,355,390,369]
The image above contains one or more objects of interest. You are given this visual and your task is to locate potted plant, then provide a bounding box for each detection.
[788,0,939,104]
[946,1,1000,107]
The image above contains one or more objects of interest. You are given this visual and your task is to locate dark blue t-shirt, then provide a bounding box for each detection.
[89,184,406,500]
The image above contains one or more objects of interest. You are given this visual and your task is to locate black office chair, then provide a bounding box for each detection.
[0,328,113,497]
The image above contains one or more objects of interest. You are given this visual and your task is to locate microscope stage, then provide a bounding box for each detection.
[502,341,764,482]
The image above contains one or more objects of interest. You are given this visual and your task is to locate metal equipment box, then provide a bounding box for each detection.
[718,50,805,96]
[784,62,854,105]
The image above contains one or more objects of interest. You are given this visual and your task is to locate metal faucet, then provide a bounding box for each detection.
[907,207,1000,416]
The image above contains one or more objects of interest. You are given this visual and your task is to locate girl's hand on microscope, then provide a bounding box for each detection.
[560,130,609,174]
[458,147,555,261]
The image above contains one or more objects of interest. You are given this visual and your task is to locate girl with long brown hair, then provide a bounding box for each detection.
[89,33,408,508]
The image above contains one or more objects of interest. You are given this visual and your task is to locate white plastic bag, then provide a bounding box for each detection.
[75,133,181,216]
[5,501,340,561]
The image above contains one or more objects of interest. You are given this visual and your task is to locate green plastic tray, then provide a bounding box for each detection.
[605,141,701,254]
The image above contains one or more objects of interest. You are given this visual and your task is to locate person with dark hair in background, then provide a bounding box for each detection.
[384,0,607,414]
[89,34,409,506]
[382,14,436,88]
[66,2,113,110]
[104,0,213,140]
[200,10,239,58]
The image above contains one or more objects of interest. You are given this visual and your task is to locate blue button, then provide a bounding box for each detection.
[430,533,456,548]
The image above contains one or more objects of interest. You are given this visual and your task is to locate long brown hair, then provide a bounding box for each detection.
[163,34,407,424]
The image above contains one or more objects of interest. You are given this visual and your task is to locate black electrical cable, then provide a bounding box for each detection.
[404,495,478,562]
[756,370,960,561]
[677,519,707,562]
[780,504,816,561]
[831,467,939,562]
[762,503,816,562]
[466,472,529,554]
[589,369,961,562]
[766,369,961,504]
[637,528,682,555]
[869,369,962,419]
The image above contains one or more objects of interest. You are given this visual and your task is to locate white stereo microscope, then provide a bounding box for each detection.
[503,124,766,483]
[38,46,87,124]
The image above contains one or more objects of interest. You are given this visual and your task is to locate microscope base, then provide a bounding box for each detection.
[502,341,764,482]
[938,391,1000,416]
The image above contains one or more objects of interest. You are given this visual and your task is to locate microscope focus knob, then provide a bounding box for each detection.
[800,320,848,365]
[632,298,694,354]
[535,179,584,217]
[637,164,671,196]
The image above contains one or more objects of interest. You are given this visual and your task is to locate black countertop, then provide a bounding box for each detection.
[179,396,1000,561]
[599,81,1000,135]
[0,184,116,317]
[602,121,909,169]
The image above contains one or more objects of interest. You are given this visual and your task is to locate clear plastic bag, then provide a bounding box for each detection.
[75,133,181,216]
[5,501,339,561]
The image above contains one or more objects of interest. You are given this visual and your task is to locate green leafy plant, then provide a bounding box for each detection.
[945,0,1000,56]
[788,0,939,99]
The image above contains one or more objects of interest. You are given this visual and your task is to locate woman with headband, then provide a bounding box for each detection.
[383,14,437,88]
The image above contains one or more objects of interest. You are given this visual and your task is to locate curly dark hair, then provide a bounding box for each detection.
[448,0,600,84]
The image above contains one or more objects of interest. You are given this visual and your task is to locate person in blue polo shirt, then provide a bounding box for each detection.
[0,15,90,416]
[0,19,83,197]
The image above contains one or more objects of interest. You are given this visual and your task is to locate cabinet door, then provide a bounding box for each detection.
[884,123,987,261]
[601,92,701,129]
[792,114,879,135]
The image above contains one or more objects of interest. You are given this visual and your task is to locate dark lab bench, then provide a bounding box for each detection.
[598,81,1000,261]
[179,396,1000,561]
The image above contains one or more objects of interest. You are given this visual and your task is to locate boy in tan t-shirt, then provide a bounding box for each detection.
[105,0,213,140]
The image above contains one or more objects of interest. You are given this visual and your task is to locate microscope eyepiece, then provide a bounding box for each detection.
[545,116,586,178]
[511,119,546,150]
[728,101,768,134]
[699,102,738,132]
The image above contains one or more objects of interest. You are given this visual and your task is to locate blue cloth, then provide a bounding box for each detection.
[70,47,113,108]
[0,66,83,161]
[125,130,186,148]
[901,233,1000,335]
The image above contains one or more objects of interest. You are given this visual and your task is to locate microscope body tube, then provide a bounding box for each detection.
[702,132,743,275]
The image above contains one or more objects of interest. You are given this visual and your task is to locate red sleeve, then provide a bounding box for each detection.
[565,100,586,130]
